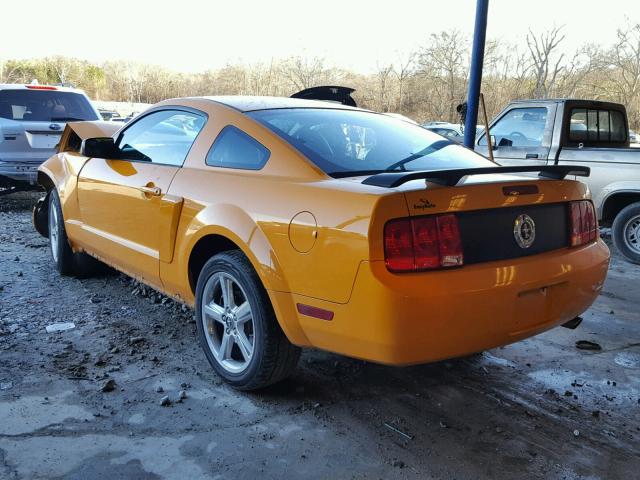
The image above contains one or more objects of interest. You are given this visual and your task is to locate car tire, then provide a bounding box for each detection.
[48,189,103,276]
[612,202,640,265]
[195,250,300,391]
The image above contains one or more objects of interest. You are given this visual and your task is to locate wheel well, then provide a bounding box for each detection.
[32,172,55,237]
[601,192,640,226]
[37,171,55,192]
[188,234,241,293]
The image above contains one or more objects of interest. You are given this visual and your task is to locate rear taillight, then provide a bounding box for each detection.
[436,215,463,267]
[569,200,598,247]
[384,218,415,271]
[384,214,463,272]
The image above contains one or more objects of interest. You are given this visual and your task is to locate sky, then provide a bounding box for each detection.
[1,0,638,73]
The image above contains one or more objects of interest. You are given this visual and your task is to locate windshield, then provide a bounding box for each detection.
[248,108,493,176]
[0,89,98,122]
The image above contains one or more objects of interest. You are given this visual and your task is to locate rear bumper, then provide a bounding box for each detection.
[0,160,43,184]
[288,240,610,365]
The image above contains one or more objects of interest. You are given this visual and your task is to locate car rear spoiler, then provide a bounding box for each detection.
[361,165,590,188]
[291,86,357,107]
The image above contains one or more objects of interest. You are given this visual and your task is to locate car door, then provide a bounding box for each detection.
[475,104,555,166]
[76,108,206,287]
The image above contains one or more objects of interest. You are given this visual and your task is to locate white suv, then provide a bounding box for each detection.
[0,84,100,187]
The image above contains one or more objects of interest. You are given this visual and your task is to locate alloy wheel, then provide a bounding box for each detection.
[623,215,640,254]
[49,202,59,263]
[200,272,255,374]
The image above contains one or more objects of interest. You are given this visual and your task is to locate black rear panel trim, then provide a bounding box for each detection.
[457,202,569,265]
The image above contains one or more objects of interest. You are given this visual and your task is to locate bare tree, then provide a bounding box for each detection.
[48,56,75,85]
[417,31,468,121]
[375,63,394,112]
[526,26,566,98]
[554,44,601,98]
[610,23,640,126]
[394,52,416,112]
[280,56,327,91]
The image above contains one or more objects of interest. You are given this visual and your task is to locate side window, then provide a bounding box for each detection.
[479,107,547,147]
[206,126,270,170]
[569,108,627,143]
[116,110,206,166]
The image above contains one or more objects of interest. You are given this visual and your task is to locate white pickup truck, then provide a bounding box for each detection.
[475,99,640,264]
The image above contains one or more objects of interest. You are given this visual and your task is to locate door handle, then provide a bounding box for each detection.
[525,153,539,159]
[140,185,162,196]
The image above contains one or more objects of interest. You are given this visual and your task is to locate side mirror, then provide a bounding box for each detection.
[490,135,498,150]
[82,137,118,158]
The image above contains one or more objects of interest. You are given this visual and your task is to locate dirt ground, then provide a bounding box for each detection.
[0,192,639,480]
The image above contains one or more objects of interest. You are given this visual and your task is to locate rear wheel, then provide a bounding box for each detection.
[612,202,640,264]
[48,190,103,276]
[195,250,300,390]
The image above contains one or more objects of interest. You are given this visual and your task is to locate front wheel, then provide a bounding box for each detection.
[48,190,103,276]
[49,189,78,275]
[612,202,640,264]
[195,251,300,390]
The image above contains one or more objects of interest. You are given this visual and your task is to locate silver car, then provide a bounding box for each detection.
[0,84,100,187]
[422,122,485,143]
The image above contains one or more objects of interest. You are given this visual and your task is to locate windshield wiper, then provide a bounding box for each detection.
[50,116,86,122]
[384,139,452,172]
[329,169,387,178]
[329,140,454,179]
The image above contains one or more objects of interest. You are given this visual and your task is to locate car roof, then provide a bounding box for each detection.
[508,98,624,107]
[0,83,87,94]
[200,95,364,113]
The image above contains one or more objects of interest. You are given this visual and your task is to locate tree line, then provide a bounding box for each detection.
[1,23,639,129]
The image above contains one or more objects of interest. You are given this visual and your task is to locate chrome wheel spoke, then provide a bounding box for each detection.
[204,303,225,324]
[221,277,235,308]
[233,302,251,324]
[218,332,233,362]
[236,331,253,361]
[49,203,59,261]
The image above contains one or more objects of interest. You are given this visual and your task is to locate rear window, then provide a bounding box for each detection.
[569,108,626,143]
[248,108,493,176]
[0,89,98,122]
[206,126,270,170]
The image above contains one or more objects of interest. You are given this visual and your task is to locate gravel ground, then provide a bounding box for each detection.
[1,192,639,479]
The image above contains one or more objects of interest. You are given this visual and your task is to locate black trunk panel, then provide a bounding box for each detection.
[458,203,569,265]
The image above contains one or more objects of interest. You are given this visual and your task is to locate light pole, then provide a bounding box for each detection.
[463,0,490,148]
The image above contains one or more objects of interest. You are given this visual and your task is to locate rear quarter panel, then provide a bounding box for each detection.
[158,101,409,344]
[163,171,407,303]
[160,101,384,298]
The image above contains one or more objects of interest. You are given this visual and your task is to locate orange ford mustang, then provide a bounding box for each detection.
[32,96,610,390]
